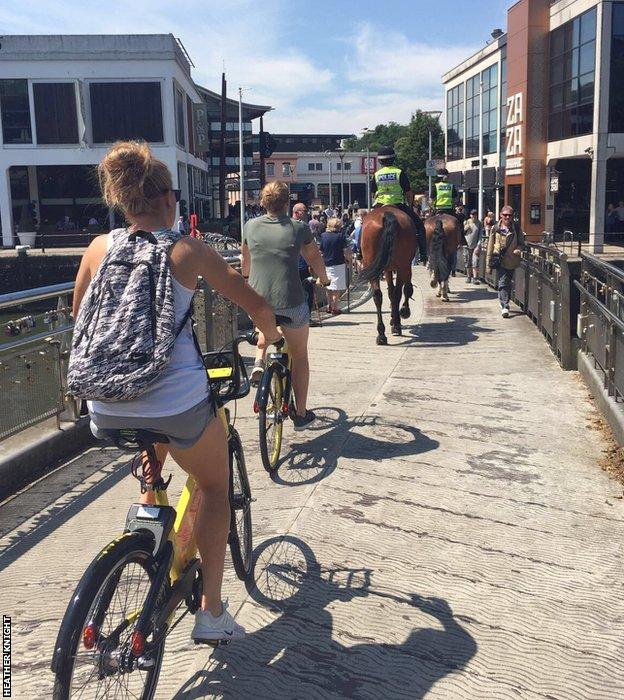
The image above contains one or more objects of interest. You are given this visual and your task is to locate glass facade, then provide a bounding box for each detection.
[610,3,624,133]
[465,76,479,158]
[500,49,507,165]
[481,65,498,154]
[33,83,78,144]
[446,84,464,161]
[0,79,32,144]
[174,86,185,148]
[90,82,163,143]
[548,7,596,141]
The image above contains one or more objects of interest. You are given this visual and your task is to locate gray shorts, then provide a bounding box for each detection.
[275,301,310,329]
[90,395,216,449]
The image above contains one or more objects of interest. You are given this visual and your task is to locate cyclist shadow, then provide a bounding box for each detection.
[272,408,439,487]
[172,536,477,699]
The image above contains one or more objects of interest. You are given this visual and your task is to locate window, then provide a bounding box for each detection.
[33,83,78,144]
[482,65,498,155]
[465,76,479,158]
[549,7,596,140]
[446,84,464,161]
[609,3,624,132]
[90,82,163,143]
[500,50,507,163]
[315,162,322,170]
[308,163,315,171]
[282,162,291,176]
[266,162,275,177]
[336,162,352,171]
[0,79,32,144]
[174,86,186,148]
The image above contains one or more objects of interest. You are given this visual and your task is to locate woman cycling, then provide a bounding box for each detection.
[72,141,280,643]
[241,181,330,429]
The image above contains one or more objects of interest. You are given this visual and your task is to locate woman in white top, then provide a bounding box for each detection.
[73,140,279,642]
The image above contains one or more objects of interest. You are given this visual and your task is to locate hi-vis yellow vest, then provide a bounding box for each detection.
[374,166,405,205]
[435,182,454,209]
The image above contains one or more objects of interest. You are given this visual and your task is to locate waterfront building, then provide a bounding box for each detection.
[260,134,378,208]
[442,0,624,249]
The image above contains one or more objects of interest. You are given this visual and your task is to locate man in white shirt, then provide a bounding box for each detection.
[463,209,484,284]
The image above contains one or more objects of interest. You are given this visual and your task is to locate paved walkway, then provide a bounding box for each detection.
[1,266,623,699]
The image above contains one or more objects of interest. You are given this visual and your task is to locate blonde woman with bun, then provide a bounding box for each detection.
[72,141,280,643]
[241,181,330,430]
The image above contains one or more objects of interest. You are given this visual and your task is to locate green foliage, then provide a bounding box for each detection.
[346,111,444,194]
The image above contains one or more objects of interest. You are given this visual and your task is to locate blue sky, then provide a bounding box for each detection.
[1,0,510,133]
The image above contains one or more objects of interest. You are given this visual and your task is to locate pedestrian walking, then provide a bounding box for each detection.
[486,205,525,318]
[319,217,352,314]
[463,209,485,284]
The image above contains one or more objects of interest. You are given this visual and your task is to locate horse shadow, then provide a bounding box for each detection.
[271,408,439,487]
[406,316,494,348]
[171,536,478,699]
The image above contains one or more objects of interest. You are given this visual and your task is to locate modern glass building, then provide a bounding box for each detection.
[442,0,624,250]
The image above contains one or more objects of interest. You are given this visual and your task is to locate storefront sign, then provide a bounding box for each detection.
[193,103,209,153]
[549,172,559,193]
[505,92,523,175]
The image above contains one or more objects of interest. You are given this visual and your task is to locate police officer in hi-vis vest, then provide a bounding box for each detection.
[431,168,458,215]
[370,146,428,265]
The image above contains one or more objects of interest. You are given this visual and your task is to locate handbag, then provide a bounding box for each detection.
[489,229,515,270]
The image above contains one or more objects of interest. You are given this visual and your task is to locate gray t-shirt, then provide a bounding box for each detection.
[243,215,313,309]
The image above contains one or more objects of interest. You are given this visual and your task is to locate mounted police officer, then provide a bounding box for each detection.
[369,146,427,265]
[430,168,458,215]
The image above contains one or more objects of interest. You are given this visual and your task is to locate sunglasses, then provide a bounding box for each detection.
[501,213,512,217]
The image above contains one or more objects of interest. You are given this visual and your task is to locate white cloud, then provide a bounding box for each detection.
[0,3,479,133]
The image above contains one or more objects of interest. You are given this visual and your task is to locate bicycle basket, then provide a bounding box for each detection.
[203,350,250,402]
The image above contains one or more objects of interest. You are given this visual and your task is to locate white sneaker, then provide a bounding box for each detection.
[250,363,264,387]
[192,600,246,642]
[501,307,510,318]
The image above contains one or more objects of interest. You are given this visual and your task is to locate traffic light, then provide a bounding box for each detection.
[179,199,188,218]
[259,131,276,158]
[30,201,39,228]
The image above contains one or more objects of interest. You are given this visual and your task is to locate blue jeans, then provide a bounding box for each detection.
[498,268,513,308]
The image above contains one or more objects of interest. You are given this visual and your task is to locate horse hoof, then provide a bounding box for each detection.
[376,336,388,346]
[429,280,438,288]
[399,307,410,319]
[391,329,402,336]
[436,291,442,298]
[442,296,449,302]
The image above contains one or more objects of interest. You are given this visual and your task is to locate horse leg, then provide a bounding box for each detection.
[400,280,413,319]
[436,279,442,298]
[371,281,387,345]
[390,276,403,336]
[442,278,450,301]
[386,271,400,336]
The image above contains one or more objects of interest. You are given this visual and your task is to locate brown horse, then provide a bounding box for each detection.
[360,206,419,345]
[423,213,461,302]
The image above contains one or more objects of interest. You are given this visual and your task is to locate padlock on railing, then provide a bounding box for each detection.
[5,321,21,337]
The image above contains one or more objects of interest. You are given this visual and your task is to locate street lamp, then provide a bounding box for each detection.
[238,86,251,239]
[337,147,345,211]
[347,160,352,205]
[361,127,373,209]
[324,150,333,209]
[423,110,442,205]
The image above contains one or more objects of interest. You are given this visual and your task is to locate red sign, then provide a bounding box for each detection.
[362,156,377,174]
[189,213,200,239]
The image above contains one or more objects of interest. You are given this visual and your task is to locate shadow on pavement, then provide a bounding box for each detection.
[172,536,477,699]
[407,316,495,347]
[272,408,439,487]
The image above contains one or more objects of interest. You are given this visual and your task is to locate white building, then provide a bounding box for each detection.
[0,34,209,247]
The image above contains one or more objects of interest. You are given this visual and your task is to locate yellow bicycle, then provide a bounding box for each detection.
[51,332,256,700]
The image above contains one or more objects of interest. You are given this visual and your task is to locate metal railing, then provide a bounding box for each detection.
[576,253,624,401]
[0,251,243,443]
[513,243,576,369]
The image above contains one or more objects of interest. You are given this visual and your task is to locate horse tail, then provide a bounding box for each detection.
[429,218,449,286]
[360,210,398,283]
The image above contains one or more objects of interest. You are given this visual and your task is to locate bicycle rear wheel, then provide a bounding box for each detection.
[228,429,253,580]
[52,532,164,700]
[258,366,284,473]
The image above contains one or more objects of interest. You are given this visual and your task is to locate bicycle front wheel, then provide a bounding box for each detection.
[258,366,284,473]
[228,428,253,580]
[52,532,164,700]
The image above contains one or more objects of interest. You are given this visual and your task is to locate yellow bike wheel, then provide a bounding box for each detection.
[259,368,284,473]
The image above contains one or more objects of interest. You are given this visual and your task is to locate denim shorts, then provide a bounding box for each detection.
[90,395,216,449]
[275,301,310,329]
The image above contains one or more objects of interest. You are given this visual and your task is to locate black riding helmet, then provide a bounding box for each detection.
[377,145,396,162]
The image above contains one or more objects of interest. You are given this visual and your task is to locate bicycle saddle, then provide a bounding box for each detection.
[91,423,171,449]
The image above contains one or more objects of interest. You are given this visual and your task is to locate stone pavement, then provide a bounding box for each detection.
[1,266,623,699]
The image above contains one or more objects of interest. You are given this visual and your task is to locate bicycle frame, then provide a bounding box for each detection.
[254,338,293,416]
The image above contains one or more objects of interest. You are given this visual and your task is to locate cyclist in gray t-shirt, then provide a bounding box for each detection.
[242,182,330,430]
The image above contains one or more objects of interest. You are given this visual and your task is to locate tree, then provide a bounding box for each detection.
[345,111,444,195]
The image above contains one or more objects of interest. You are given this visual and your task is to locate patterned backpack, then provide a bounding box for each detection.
[67,228,192,401]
